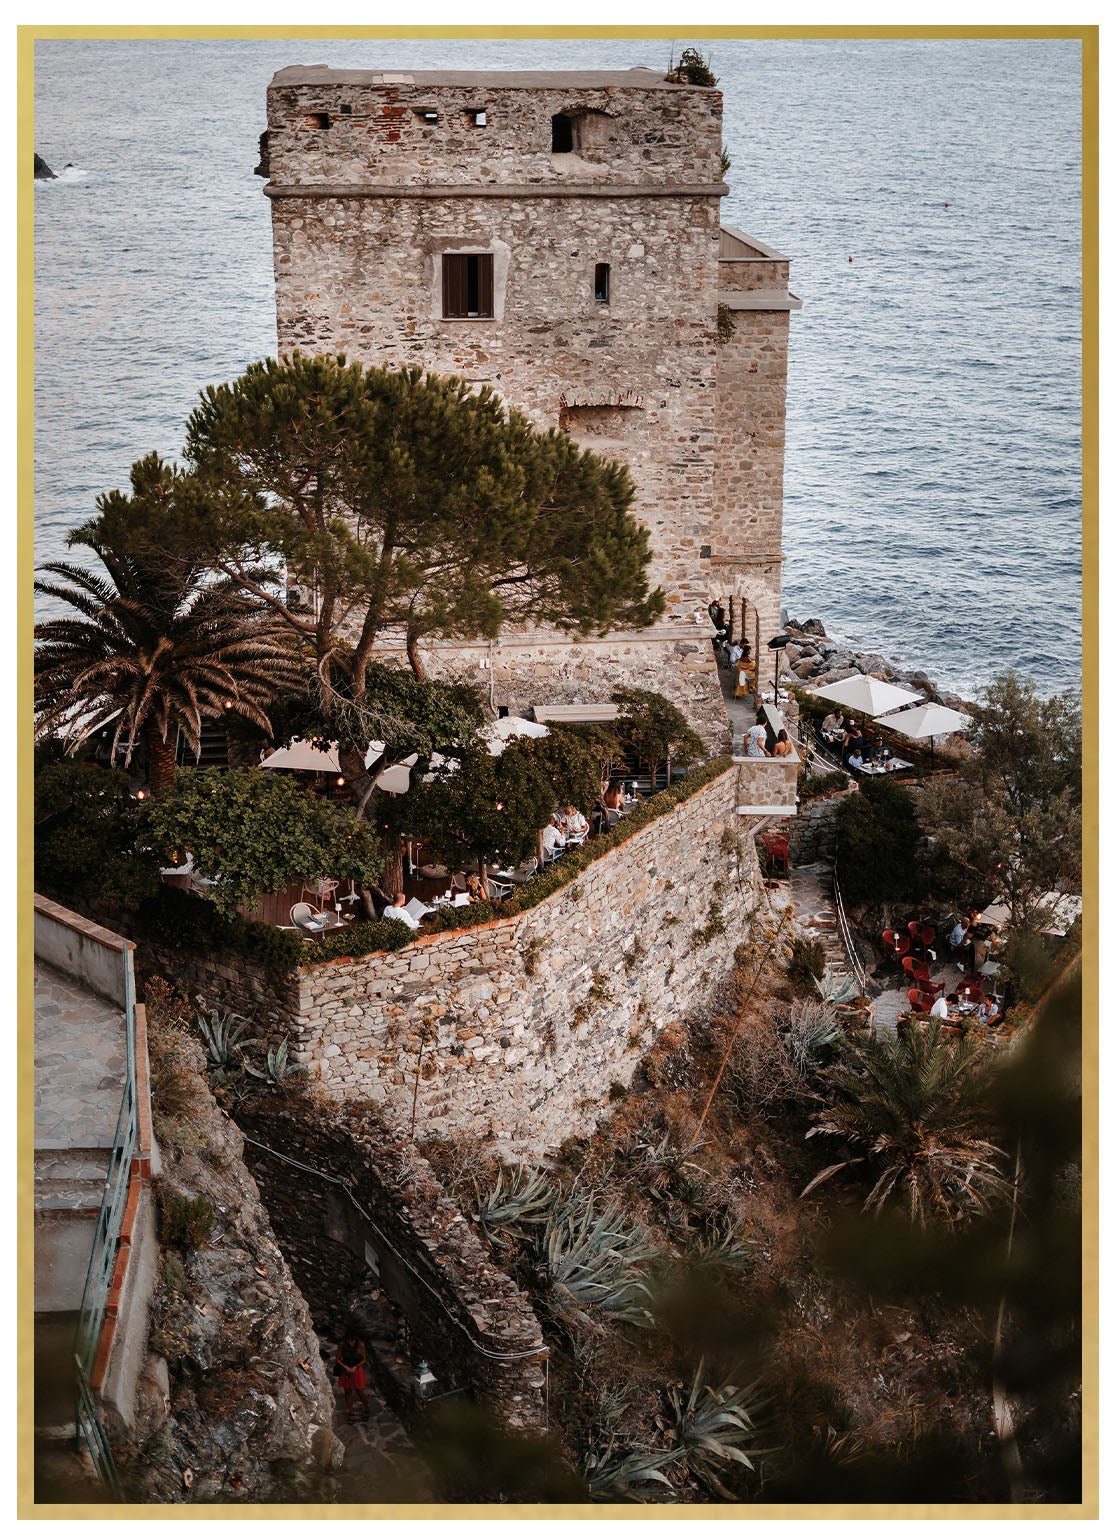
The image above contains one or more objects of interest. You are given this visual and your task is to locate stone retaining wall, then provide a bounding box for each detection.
[141,767,763,1153]
[239,1103,548,1430]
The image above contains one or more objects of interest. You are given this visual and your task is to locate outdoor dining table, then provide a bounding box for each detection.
[300,910,354,935]
[858,757,914,776]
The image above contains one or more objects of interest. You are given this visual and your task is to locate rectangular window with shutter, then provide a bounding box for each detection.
[442,253,494,318]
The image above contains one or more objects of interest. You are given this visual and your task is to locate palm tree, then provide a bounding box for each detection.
[801,1023,1012,1226]
[35,521,303,793]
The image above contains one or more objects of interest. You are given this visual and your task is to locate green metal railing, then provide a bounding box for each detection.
[73,940,137,1493]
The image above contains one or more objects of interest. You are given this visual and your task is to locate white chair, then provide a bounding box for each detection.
[291,901,326,936]
[511,857,539,883]
[487,878,513,901]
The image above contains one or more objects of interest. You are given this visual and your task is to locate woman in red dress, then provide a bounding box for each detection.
[334,1331,370,1421]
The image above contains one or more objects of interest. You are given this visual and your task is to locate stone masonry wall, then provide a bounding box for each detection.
[265,69,725,191]
[291,766,758,1152]
[711,252,791,651]
[240,1103,548,1430]
[370,629,731,758]
[141,768,762,1154]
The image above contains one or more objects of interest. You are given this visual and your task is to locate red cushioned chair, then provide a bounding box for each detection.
[908,987,939,1013]
[761,832,790,877]
[902,954,931,984]
[909,921,936,949]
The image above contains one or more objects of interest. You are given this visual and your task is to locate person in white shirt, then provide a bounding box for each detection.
[820,711,845,742]
[541,817,566,857]
[561,805,589,838]
[744,722,769,758]
[930,993,959,1021]
[382,891,420,931]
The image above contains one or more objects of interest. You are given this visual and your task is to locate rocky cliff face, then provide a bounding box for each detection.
[120,1006,342,1503]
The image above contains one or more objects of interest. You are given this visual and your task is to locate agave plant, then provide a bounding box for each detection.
[666,1360,766,1498]
[802,1021,1013,1225]
[245,1036,292,1086]
[474,1163,556,1245]
[583,1439,679,1500]
[785,998,843,1072]
[628,1128,707,1196]
[811,965,859,1007]
[686,1219,754,1279]
[541,1194,658,1328]
[195,1006,256,1077]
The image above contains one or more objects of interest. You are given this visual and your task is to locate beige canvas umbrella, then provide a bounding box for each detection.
[477,715,551,756]
[811,673,922,718]
[261,738,387,773]
[874,702,971,739]
[875,701,971,768]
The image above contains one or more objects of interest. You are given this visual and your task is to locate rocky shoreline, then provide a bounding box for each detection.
[780,616,976,716]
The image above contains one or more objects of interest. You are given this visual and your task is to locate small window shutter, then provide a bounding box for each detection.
[476,254,494,317]
[443,254,468,317]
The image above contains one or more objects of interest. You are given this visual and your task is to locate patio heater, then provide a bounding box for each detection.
[767,634,793,705]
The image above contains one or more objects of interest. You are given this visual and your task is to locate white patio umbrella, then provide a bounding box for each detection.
[874,702,971,739]
[374,753,419,795]
[260,738,341,773]
[811,674,922,718]
[260,738,387,773]
[477,715,551,756]
[875,701,971,769]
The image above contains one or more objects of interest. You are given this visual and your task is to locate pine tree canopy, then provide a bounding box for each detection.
[183,354,665,697]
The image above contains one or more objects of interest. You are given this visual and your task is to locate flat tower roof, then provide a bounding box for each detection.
[270,65,696,91]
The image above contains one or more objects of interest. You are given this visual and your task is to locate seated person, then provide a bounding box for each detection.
[708,598,727,635]
[744,721,770,758]
[541,815,567,857]
[846,749,865,774]
[820,710,845,742]
[561,804,589,838]
[602,782,625,812]
[727,639,748,669]
[948,916,969,952]
[465,873,489,904]
[930,992,961,1022]
[772,728,794,757]
[382,891,420,931]
[842,721,865,761]
[977,998,1004,1029]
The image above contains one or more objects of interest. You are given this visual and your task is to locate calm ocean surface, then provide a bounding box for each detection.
[33,38,1082,699]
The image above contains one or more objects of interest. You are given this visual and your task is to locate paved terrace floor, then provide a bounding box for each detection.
[34,963,126,1152]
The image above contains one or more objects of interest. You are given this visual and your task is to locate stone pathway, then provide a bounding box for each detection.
[768,859,851,983]
[34,964,126,1152]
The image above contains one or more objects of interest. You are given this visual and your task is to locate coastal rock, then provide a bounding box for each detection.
[124,1019,338,1505]
[34,153,55,180]
[856,654,893,679]
[798,618,827,636]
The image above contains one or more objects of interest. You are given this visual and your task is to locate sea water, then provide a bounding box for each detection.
[32,37,1082,699]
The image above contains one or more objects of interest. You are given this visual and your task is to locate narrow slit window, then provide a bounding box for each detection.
[594,263,611,304]
[551,113,574,153]
[442,253,495,318]
[468,107,488,126]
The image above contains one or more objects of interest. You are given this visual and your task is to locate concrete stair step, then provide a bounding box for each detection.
[34,1179,107,1213]
[34,1149,112,1184]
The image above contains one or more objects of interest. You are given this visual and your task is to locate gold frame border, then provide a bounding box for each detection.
[17,21,1099,1522]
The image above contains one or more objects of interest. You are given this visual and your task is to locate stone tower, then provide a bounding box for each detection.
[261,65,798,745]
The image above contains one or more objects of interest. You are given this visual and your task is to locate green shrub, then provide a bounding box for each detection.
[835,777,926,906]
[157,1188,215,1251]
[133,755,732,975]
[798,769,850,803]
[789,937,827,989]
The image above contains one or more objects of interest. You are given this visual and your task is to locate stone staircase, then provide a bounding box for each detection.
[34,1146,111,1317]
